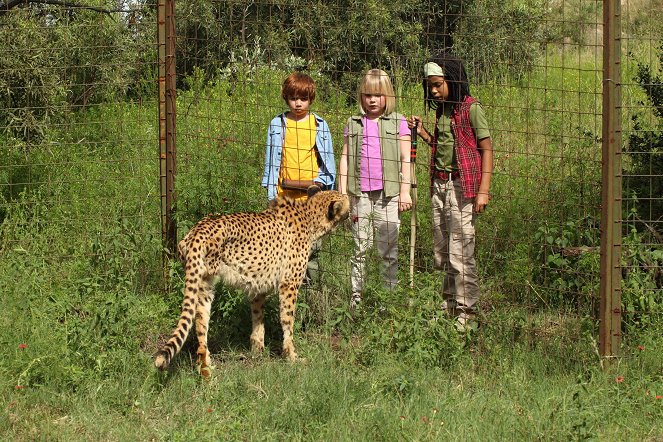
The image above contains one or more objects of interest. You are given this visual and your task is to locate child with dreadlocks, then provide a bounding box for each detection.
[407,52,493,331]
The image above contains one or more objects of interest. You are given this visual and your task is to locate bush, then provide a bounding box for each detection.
[454,0,545,82]
[335,283,467,368]
[0,6,153,142]
[625,46,663,225]
[621,226,663,332]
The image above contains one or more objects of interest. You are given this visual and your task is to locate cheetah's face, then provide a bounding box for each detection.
[307,190,350,233]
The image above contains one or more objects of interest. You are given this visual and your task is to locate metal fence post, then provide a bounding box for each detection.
[158,0,177,271]
[600,0,622,365]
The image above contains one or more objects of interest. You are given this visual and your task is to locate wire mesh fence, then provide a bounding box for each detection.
[619,0,663,346]
[1,1,162,284]
[1,0,661,362]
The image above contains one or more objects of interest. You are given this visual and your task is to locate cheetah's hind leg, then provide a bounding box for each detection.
[195,277,215,379]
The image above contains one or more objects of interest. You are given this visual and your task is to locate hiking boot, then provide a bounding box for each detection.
[350,293,362,310]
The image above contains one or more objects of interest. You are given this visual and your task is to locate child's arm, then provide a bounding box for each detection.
[474,137,493,213]
[280,179,319,190]
[314,119,336,190]
[262,122,278,201]
[338,136,349,195]
[398,134,413,212]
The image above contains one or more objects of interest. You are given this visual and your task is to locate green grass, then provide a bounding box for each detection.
[2,317,662,440]
[1,46,662,440]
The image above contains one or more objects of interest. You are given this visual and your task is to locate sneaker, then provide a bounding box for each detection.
[456,311,479,332]
[350,293,362,310]
[441,299,458,316]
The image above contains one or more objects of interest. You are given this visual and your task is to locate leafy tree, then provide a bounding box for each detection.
[0,1,153,142]
[172,0,467,88]
[171,0,554,93]
[453,0,545,82]
[1,0,581,143]
[0,9,67,142]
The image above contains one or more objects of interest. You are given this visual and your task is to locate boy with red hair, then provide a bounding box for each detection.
[262,72,336,286]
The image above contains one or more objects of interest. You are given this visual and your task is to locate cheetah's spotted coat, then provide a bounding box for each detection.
[154,190,349,376]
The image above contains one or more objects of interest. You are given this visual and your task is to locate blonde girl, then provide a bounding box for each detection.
[338,69,412,308]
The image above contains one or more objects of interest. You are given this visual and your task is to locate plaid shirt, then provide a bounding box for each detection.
[430,96,483,198]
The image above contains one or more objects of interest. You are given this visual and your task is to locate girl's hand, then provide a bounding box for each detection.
[406,115,423,131]
[407,116,431,144]
[398,192,413,212]
[474,192,490,214]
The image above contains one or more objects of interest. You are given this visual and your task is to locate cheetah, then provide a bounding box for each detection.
[154,189,349,376]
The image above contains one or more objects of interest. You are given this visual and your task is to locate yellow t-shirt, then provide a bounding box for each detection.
[278,114,319,200]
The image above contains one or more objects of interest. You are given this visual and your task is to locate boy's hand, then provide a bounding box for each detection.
[306,184,322,198]
[281,179,316,191]
[474,192,490,214]
[398,192,413,212]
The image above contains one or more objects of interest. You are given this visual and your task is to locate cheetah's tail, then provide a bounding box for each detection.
[155,245,205,370]
[154,291,199,369]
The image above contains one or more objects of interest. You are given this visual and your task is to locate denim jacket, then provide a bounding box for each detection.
[261,112,336,201]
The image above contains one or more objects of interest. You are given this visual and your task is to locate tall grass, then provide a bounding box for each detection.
[1,50,662,440]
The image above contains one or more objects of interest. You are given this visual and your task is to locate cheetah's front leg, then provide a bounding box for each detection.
[249,294,266,354]
[278,281,299,360]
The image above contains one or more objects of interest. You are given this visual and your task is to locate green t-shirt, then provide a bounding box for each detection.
[434,102,491,172]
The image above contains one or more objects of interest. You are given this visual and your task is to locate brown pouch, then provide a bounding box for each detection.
[280,179,317,191]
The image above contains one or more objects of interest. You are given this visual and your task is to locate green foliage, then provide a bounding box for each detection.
[174,70,275,226]
[334,283,466,369]
[540,0,601,46]
[533,218,600,304]
[454,0,546,82]
[0,13,67,141]
[0,5,154,142]
[88,217,157,293]
[287,0,429,90]
[621,226,663,332]
[625,45,663,224]
[1,5,662,439]
[174,0,435,88]
[173,0,552,92]
[0,139,47,223]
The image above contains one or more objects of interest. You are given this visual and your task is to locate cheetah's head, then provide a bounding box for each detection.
[306,189,350,238]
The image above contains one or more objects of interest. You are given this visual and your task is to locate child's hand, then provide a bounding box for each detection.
[398,192,413,212]
[406,116,422,130]
[474,192,490,213]
[407,116,431,144]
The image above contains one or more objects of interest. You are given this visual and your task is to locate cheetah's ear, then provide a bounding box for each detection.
[327,201,339,221]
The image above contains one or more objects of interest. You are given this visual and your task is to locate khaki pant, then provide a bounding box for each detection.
[431,177,480,310]
[304,239,322,288]
[350,191,400,293]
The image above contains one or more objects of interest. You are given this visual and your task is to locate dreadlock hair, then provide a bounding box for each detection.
[423,51,471,112]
